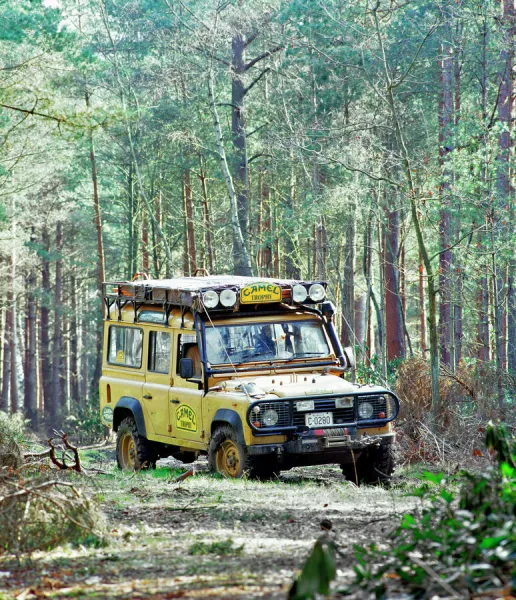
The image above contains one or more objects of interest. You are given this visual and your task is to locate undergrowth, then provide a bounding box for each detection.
[290,422,516,599]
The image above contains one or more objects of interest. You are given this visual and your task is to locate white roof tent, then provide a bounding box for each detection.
[102,275,328,321]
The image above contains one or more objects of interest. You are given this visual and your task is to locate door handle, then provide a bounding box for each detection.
[170,399,180,404]
[143,394,152,399]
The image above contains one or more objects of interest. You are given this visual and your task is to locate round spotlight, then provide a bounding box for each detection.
[309,283,326,302]
[202,290,219,309]
[262,409,279,427]
[292,284,308,303]
[220,289,237,307]
[358,402,374,419]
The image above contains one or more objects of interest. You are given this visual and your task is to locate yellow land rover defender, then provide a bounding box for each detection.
[100,275,399,482]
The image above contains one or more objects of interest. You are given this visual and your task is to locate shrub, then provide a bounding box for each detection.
[0,412,27,468]
[0,472,106,555]
[352,423,516,598]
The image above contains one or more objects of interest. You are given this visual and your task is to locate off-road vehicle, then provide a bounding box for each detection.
[99,274,399,482]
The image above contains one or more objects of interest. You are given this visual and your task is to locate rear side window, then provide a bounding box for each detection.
[108,326,143,368]
[148,331,171,374]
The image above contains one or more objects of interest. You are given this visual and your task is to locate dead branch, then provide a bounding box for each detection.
[47,430,83,472]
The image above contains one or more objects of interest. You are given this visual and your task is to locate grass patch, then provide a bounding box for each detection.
[188,538,243,556]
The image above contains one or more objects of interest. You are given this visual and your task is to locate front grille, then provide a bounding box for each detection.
[247,392,399,433]
[293,402,354,426]
[357,394,392,420]
[250,401,290,428]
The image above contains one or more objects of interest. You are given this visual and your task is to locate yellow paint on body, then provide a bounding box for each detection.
[176,404,198,432]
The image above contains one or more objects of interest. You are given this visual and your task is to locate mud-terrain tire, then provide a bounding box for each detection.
[342,444,395,485]
[208,425,249,478]
[116,417,157,471]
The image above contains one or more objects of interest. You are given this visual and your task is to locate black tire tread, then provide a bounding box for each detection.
[208,425,249,477]
[342,443,395,485]
[116,416,157,470]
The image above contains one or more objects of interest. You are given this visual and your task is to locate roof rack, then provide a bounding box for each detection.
[102,275,328,322]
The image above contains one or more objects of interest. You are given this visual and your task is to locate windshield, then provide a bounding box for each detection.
[204,320,332,366]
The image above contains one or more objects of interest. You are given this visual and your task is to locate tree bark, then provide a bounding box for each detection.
[184,169,197,275]
[438,16,454,368]
[208,69,252,276]
[24,228,37,426]
[383,205,405,361]
[50,221,63,424]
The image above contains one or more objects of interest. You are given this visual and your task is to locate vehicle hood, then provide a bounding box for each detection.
[212,373,386,399]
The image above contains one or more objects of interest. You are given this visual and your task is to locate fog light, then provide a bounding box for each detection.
[309,283,325,302]
[358,402,374,419]
[202,290,219,308]
[292,284,308,303]
[262,409,279,426]
[220,289,237,307]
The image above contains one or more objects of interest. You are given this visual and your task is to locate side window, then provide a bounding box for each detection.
[148,331,171,374]
[108,326,143,368]
[177,334,201,378]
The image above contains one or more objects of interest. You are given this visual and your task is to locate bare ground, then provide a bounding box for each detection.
[0,448,421,600]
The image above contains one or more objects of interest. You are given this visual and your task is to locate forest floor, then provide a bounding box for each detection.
[0,446,424,600]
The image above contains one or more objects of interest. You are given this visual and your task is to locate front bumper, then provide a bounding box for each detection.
[247,431,395,457]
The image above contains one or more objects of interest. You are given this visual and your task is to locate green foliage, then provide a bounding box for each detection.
[65,398,105,445]
[0,411,28,448]
[188,538,242,556]
[288,537,336,600]
[350,423,516,597]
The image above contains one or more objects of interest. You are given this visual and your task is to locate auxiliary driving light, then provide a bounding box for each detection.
[262,409,279,427]
[358,402,374,419]
[220,288,237,307]
[202,290,219,309]
[309,283,325,302]
[292,284,308,303]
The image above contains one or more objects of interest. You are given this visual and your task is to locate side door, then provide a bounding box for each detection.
[143,328,173,437]
[170,332,205,448]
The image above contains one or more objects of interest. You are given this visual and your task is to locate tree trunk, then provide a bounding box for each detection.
[50,221,63,424]
[184,169,197,275]
[24,229,37,426]
[438,18,454,368]
[231,33,251,273]
[41,227,52,419]
[70,266,79,404]
[383,204,405,361]
[341,204,356,348]
[208,69,252,276]
[199,159,214,274]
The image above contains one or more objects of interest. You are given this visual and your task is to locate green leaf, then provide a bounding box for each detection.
[479,536,507,549]
[289,538,337,599]
[420,471,445,485]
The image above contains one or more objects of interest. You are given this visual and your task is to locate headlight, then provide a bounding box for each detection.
[262,409,279,426]
[358,402,374,419]
[292,284,308,303]
[309,283,325,302]
[220,289,237,307]
[202,290,219,308]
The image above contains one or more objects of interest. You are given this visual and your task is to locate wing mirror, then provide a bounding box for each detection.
[179,358,194,380]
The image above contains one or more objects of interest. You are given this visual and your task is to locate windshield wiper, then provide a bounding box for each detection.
[234,350,274,365]
[285,352,325,362]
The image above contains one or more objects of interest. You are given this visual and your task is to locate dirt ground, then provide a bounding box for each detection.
[0,447,421,600]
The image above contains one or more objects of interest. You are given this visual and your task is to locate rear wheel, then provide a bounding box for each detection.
[208,425,249,478]
[342,444,395,485]
[116,417,157,471]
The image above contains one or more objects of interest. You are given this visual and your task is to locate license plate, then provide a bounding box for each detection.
[305,412,333,428]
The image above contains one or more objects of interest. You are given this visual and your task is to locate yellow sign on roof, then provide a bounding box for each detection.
[240,282,282,304]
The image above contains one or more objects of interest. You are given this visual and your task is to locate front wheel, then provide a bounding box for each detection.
[342,444,395,485]
[208,425,249,478]
[116,417,157,471]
